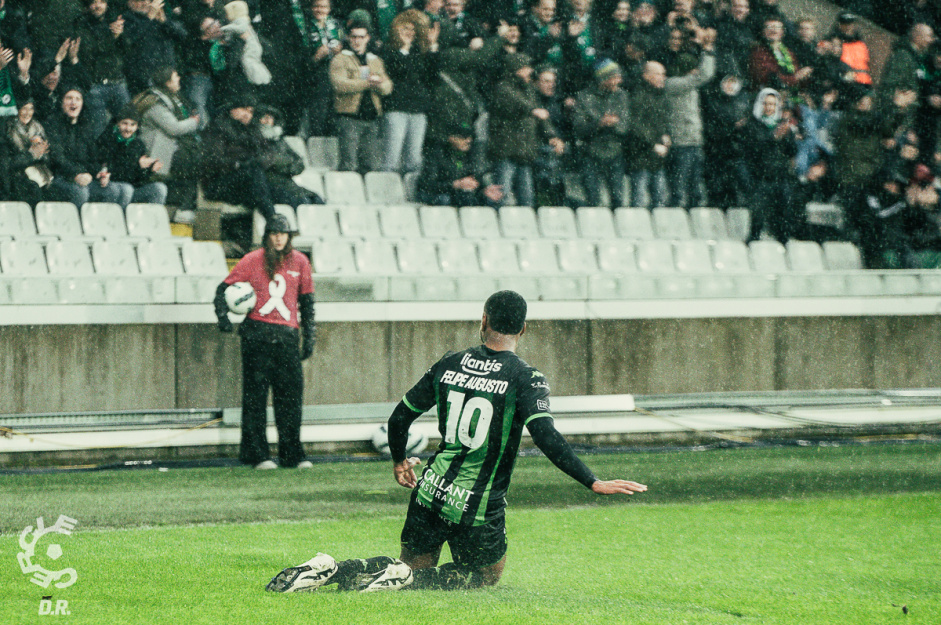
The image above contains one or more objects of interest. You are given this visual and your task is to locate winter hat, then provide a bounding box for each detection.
[226,91,258,110]
[151,66,177,89]
[116,104,141,123]
[347,9,373,32]
[264,213,296,235]
[594,58,621,82]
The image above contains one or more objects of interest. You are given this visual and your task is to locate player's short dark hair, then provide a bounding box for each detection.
[484,290,527,335]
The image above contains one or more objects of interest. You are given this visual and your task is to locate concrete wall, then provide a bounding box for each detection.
[2,316,940,414]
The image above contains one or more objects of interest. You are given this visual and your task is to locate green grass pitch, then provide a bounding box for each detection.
[2,443,940,625]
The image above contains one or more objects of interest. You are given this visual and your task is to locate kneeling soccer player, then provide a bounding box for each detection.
[266,290,647,593]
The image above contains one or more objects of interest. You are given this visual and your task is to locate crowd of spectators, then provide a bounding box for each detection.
[2,0,941,267]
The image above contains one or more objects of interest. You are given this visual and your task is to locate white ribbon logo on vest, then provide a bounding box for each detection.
[259,274,291,321]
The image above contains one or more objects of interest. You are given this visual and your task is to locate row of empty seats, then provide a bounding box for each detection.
[0,201,182,246]
[260,204,756,246]
[0,238,227,305]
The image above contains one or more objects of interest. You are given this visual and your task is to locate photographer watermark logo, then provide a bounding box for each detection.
[17,515,78,616]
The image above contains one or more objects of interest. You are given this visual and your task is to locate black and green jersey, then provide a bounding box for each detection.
[402,345,552,526]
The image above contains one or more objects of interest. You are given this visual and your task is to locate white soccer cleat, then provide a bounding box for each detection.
[266,553,339,593]
[355,560,414,592]
[255,460,278,470]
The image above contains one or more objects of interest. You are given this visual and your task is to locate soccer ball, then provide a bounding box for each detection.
[371,424,429,457]
[224,282,256,315]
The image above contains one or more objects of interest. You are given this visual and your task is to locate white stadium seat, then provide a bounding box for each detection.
[296,204,341,241]
[312,240,357,274]
[499,206,539,239]
[477,239,521,274]
[652,207,693,240]
[635,240,676,273]
[576,206,616,239]
[459,206,501,239]
[823,241,863,270]
[45,240,95,276]
[597,240,638,273]
[437,239,481,274]
[518,240,560,273]
[337,205,382,239]
[749,240,788,273]
[419,205,461,239]
[673,240,713,273]
[0,239,49,275]
[324,171,367,205]
[379,205,421,239]
[0,201,56,242]
[613,208,655,240]
[35,201,99,243]
[181,240,228,275]
[557,240,599,273]
[396,240,440,274]
[786,240,826,272]
[726,208,751,241]
[137,240,184,275]
[537,206,579,239]
[354,239,398,274]
[365,172,409,205]
[689,207,730,240]
[81,203,144,242]
[92,240,141,276]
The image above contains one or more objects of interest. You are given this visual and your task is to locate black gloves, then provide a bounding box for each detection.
[214,281,234,333]
[301,340,314,360]
[218,316,234,333]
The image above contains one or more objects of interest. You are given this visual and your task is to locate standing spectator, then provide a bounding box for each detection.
[0,0,31,55]
[29,41,87,123]
[0,38,31,118]
[256,0,319,135]
[788,18,820,70]
[831,12,871,86]
[630,0,668,61]
[878,23,935,127]
[304,0,344,136]
[74,0,131,139]
[122,0,187,97]
[136,66,201,222]
[521,0,564,69]
[626,60,670,208]
[200,93,279,220]
[572,58,630,207]
[45,86,125,207]
[560,0,601,97]
[833,85,917,265]
[94,104,168,208]
[380,10,439,176]
[213,213,316,470]
[748,17,812,96]
[23,0,83,55]
[714,0,754,78]
[329,23,392,174]
[214,0,272,105]
[488,52,560,208]
[918,43,941,161]
[664,29,714,209]
[3,99,54,205]
[598,1,632,59]
[532,66,568,207]
[442,0,486,49]
[702,74,751,209]
[739,87,801,242]
[749,0,794,38]
[177,0,226,130]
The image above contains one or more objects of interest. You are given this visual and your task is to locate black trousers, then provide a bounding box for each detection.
[205,164,277,220]
[239,321,305,467]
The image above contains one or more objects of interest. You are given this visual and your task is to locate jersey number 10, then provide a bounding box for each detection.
[444,389,494,450]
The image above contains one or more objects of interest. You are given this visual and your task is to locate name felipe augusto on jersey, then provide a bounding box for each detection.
[438,353,510,394]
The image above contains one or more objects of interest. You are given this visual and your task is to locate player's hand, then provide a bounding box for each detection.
[393,457,421,488]
[591,479,647,495]
[300,340,314,360]
[217,316,233,333]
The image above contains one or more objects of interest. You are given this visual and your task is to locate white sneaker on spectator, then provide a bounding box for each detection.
[173,209,196,225]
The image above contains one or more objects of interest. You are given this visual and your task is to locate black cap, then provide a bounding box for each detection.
[264,213,295,235]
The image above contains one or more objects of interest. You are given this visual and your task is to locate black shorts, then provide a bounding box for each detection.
[400,494,507,569]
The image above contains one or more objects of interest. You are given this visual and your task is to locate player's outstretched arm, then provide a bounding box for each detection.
[591,479,647,495]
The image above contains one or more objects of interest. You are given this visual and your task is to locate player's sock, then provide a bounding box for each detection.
[410,562,478,590]
[332,556,397,590]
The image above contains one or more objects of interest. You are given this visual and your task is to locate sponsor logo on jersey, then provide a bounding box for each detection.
[440,370,509,394]
[531,381,550,390]
[460,352,503,376]
[418,468,475,513]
